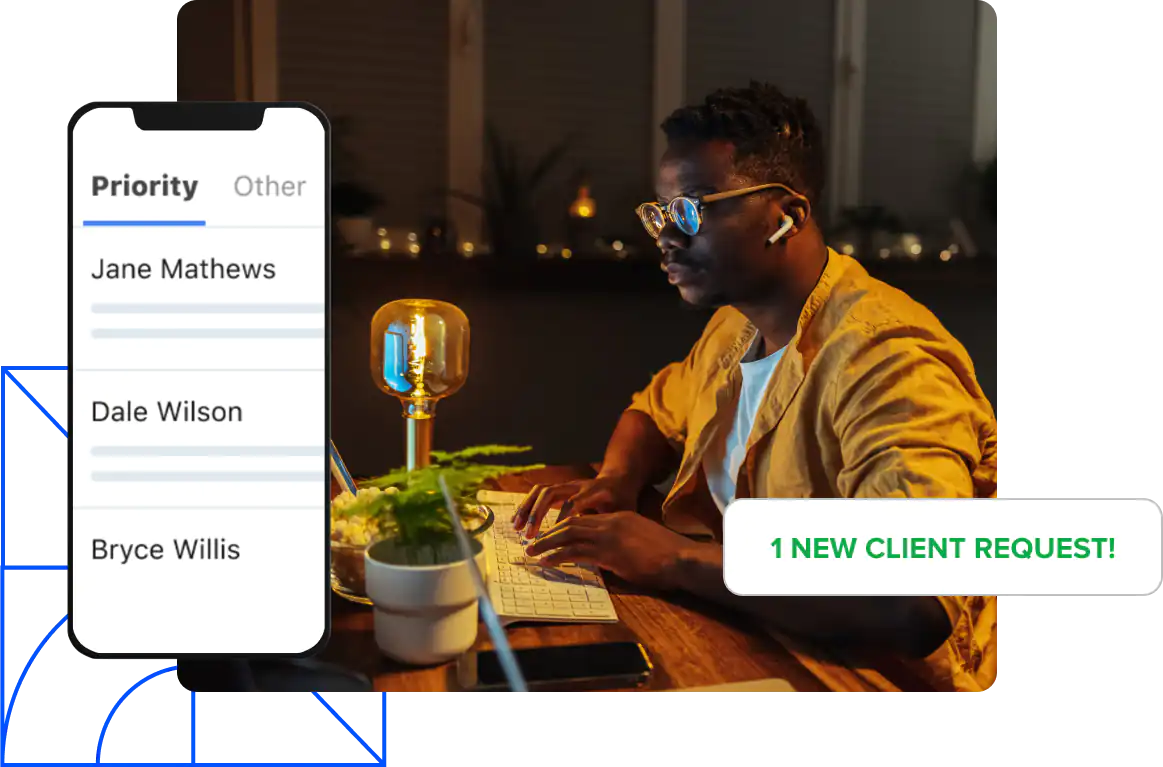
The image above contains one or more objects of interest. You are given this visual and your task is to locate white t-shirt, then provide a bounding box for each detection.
[704,336,786,513]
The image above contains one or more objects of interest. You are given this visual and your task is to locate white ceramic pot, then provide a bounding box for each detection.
[364,539,487,665]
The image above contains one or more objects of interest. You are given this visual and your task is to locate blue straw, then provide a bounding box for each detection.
[329,440,358,495]
[438,475,528,692]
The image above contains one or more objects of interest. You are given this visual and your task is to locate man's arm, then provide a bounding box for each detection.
[608,310,742,489]
[674,323,991,655]
[669,544,952,658]
[516,311,736,533]
[831,326,992,498]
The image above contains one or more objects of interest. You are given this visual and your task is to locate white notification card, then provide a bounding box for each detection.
[722,499,1163,596]
[67,104,329,657]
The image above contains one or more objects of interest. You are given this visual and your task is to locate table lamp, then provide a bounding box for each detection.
[371,299,469,470]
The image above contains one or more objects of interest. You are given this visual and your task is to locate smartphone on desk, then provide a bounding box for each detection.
[458,641,653,691]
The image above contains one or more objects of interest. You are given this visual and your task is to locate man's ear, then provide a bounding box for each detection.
[781,193,812,234]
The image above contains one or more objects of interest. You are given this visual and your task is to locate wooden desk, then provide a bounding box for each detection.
[323,466,935,692]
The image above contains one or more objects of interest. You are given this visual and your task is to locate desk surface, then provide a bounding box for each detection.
[323,466,934,692]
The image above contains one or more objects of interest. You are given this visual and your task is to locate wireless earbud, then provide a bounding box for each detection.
[766,215,795,246]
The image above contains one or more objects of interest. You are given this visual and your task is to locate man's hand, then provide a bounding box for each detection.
[511,474,639,539]
[524,512,699,590]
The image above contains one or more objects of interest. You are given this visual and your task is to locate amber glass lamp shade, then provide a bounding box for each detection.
[370,299,469,470]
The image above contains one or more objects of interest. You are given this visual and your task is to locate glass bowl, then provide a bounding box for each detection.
[330,503,495,605]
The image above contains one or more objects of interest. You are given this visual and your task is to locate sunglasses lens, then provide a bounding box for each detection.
[671,198,700,236]
[638,204,665,238]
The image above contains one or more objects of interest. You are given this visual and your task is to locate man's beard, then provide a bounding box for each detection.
[693,290,730,308]
[676,284,730,310]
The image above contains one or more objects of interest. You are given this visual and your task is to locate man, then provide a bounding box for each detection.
[513,82,997,691]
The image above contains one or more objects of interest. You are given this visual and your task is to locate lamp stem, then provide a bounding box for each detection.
[406,417,434,471]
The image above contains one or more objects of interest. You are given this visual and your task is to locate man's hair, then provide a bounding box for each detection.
[661,81,826,204]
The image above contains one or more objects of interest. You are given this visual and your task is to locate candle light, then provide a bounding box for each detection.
[371,299,469,470]
[569,185,596,219]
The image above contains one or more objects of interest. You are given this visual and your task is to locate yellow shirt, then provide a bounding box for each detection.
[626,250,998,691]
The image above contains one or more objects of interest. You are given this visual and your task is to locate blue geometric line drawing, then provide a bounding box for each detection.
[3,369,66,439]
[0,368,68,372]
[1,360,9,562]
[4,560,67,571]
[380,694,384,767]
[311,693,381,764]
[2,360,395,762]
[94,666,178,763]
[1,615,68,761]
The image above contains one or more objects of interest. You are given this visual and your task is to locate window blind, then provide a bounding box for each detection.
[278,0,450,230]
[860,0,978,226]
[483,0,655,243]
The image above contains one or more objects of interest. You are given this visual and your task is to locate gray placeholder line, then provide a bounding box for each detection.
[92,303,325,314]
[92,471,322,482]
[91,446,324,457]
[92,328,324,339]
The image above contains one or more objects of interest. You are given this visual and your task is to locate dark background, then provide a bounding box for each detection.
[179,0,997,475]
[329,258,995,474]
[2,1,1153,767]
[6,0,1009,476]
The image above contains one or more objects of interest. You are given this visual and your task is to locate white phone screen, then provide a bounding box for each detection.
[68,104,328,657]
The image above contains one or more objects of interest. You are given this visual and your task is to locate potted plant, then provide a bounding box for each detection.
[330,445,542,664]
[448,124,571,260]
[333,182,383,253]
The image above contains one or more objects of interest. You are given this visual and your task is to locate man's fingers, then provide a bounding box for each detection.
[531,510,604,542]
[513,482,574,530]
[512,484,546,530]
[525,520,599,556]
[538,544,602,569]
[523,484,577,539]
[558,488,612,522]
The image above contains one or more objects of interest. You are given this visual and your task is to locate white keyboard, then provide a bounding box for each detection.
[477,490,618,625]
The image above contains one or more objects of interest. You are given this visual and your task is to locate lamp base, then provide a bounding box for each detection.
[406,417,434,471]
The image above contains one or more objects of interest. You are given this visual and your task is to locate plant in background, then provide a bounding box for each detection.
[978,157,996,221]
[449,125,571,259]
[333,181,383,218]
[332,445,543,562]
[331,116,383,218]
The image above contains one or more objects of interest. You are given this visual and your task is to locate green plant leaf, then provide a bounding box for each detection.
[361,468,412,489]
[356,445,543,548]
[528,139,571,190]
[430,445,533,462]
[456,125,572,257]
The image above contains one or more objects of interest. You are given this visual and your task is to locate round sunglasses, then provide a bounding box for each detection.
[636,182,800,238]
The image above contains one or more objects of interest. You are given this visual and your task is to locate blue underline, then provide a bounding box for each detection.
[82,220,206,227]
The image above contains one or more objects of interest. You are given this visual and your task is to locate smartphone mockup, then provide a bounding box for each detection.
[67,102,329,658]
